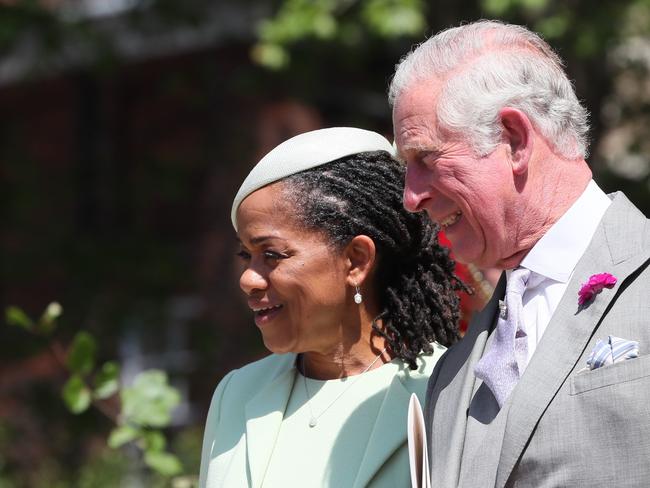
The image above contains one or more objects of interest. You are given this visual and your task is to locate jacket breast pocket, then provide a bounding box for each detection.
[569,353,650,395]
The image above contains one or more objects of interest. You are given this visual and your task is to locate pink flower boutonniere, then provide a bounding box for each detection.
[578,273,617,306]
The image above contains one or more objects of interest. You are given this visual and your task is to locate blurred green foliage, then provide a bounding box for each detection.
[253,0,426,68]
[5,304,186,482]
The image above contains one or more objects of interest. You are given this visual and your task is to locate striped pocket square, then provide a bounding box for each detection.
[585,335,639,371]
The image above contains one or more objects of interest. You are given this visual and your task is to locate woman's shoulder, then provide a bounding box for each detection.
[397,342,446,376]
[417,341,447,374]
[209,353,296,405]
[232,352,296,383]
[394,342,446,397]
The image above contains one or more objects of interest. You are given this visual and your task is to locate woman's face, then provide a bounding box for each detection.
[236,183,351,355]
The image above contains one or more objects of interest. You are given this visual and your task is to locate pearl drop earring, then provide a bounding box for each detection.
[354,284,363,304]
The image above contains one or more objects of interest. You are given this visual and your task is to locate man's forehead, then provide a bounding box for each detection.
[393,84,442,138]
[393,119,443,155]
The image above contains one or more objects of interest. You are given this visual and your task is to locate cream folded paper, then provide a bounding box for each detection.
[407,393,431,488]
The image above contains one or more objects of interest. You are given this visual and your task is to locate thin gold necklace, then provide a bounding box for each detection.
[301,347,388,428]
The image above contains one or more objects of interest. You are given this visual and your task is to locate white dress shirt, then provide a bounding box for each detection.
[508,180,611,366]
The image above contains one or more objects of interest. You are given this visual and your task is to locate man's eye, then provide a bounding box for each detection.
[421,152,439,167]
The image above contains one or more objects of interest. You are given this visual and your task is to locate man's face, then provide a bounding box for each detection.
[393,83,520,269]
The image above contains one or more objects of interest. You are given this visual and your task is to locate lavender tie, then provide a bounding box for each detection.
[475,267,531,407]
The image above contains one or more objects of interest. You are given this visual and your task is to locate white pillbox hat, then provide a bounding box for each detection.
[231,127,394,230]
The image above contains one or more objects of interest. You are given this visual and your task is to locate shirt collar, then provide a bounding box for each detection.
[519,180,611,283]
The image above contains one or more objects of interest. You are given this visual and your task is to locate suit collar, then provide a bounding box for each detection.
[245,353,297,488]
[602,192,648,264]
[428,273,506,487]
[495,192,650,488]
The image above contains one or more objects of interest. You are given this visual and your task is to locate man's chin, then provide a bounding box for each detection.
[446,241,481,266]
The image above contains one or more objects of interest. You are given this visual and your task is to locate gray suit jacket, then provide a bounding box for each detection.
[425,192,650,487]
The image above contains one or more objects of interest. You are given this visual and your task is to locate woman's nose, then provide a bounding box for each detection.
[239,266,268,295]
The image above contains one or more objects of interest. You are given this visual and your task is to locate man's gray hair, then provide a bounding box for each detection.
[389,20,590,159]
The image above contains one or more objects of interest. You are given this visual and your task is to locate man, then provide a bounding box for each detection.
[390,20,650,487]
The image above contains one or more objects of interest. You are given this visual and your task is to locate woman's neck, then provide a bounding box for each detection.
[300,336,391,380]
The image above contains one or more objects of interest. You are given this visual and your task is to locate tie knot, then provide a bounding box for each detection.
[508,267,531,297]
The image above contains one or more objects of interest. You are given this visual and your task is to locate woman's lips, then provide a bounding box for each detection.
[253,304,283,326]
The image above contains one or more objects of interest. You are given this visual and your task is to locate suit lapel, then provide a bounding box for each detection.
[495,193,650,488]
[245,354,297,488]
[429,274,506,488]
[352,372,412,488]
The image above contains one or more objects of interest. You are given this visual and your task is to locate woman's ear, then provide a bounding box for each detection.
[499,107,533,175]
[344,235,376,287]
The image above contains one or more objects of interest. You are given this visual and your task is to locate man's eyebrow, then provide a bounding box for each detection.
[402,142,428,152]
[396,145,442,162]
[394,143,420,163]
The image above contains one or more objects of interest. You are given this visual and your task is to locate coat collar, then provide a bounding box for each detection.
[494,192,650,488]
[352,369,412,488]
[243,353,416,488]
[244,353,297,488]
[428,273,506,488]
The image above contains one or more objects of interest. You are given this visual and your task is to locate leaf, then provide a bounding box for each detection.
[62,374,92,414]
[93,361,120,399]
[535,14,570,39]
[481,0,513,15]
[38,301,63,334]
[363,0,426,38]
[5,306,34,331]
[312,12,336,39]
[67,331,96,375]
[141,430,166,452]
[43,301,63,320]
[171,476,198,488]
[520,0,549,11]
[108,424,140,448]
[250,42,290,70]
[121,370,181,428]
[144,451,183,477]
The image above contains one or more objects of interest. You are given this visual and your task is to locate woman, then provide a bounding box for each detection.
[199,127,464,488]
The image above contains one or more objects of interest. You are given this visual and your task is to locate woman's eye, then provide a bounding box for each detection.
[236,249,288,263]
[236,250,251,260]
[264,250,287,261]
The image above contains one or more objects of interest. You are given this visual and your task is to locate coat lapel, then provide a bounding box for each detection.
[245,354,297,488]
[429,274,506,488]
[352,372,412,488]
[495,193,650,488]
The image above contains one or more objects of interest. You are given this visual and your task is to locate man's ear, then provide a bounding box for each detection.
[344,235,376,287]
[499,107,533,175]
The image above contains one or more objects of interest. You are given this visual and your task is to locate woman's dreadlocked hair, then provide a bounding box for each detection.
[282,150,467,370]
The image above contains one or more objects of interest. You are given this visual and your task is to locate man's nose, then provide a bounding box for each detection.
[403,164,430,212]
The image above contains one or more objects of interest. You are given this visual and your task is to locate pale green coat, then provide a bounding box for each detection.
[199,346,444,488]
